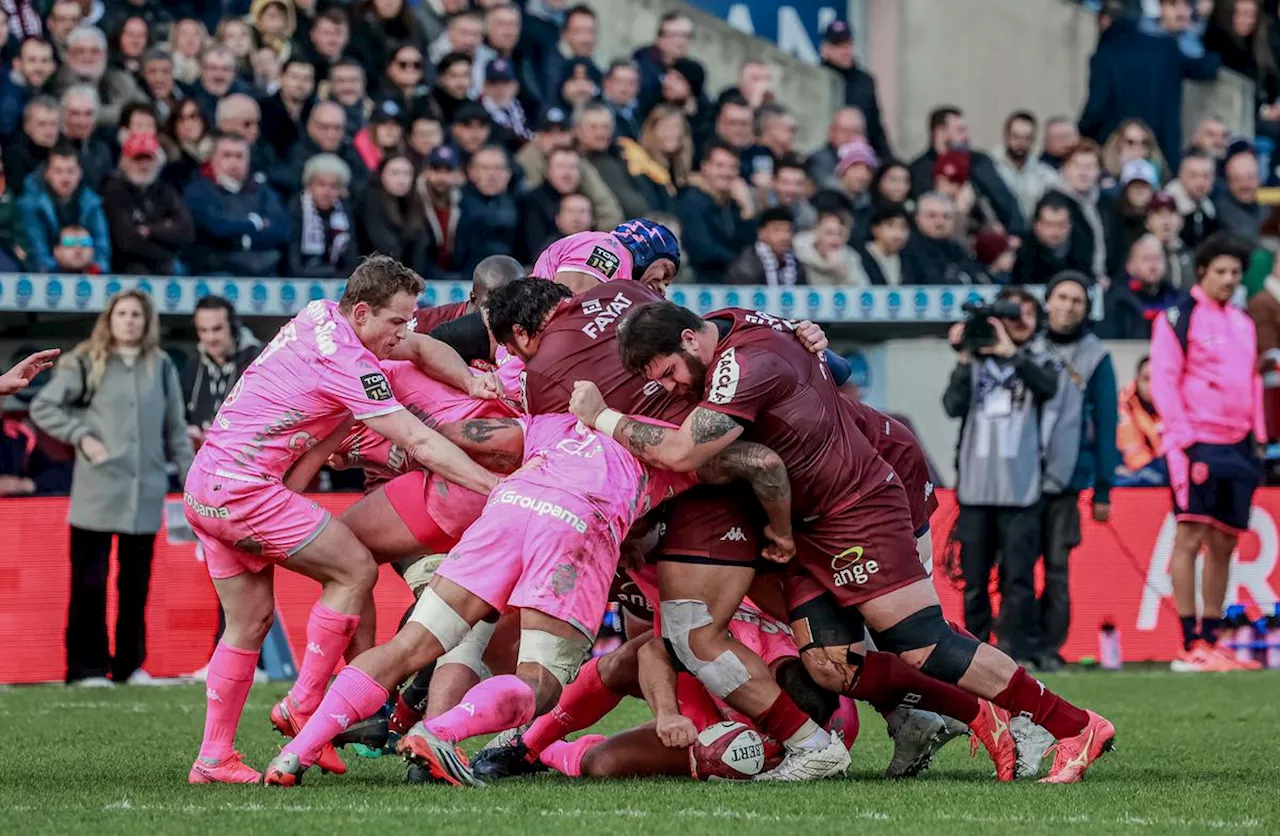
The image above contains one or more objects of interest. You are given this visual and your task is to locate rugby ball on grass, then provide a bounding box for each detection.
[690,721,766,780]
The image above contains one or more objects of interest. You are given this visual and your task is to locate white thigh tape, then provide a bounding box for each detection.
[517,629,592,685]
[407,587,472,651]
[659,599,750,699]
[438,618,497,678]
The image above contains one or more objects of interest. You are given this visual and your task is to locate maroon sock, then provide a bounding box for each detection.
[993,666,1088,739]
[851,651,981,725]
[755,691,811,743]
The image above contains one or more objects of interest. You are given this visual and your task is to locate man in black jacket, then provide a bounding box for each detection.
[820,21,890,162]
[455,145,518,276]
[4,95,58,195]
[101,132,194,275]
[58,85,113,192]
[182,295,261,449]
[675,139,757,280]
[901,192,984,285]
[1012,193,1091,285]
[271,100,369,199]
[259,58,316,160]
[517,145,580,263]
[909,106,1022,234]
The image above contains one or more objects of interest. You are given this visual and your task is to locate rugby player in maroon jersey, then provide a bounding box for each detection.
[569,302,1115,784]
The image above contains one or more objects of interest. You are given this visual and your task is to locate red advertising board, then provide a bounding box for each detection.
[2,489,1278,683]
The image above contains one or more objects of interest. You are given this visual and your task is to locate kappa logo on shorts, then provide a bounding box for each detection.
[708,348,741,405]
[361,372,393,401]
[585,245,622,278]
[720,527,747,542]
[831,546,880,587]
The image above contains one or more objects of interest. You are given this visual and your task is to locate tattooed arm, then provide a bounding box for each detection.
[436,417,526,474]
[607,406,744,472]
[697,440,794,562]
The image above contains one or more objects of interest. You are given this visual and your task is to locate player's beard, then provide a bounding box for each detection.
[681,350,708,399]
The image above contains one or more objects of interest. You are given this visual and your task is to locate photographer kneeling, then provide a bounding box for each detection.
[943,288,1059,665]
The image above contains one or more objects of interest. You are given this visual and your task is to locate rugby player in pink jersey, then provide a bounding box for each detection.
[183,257,502,786]
[532,219,681,294]
[262,413,794,787]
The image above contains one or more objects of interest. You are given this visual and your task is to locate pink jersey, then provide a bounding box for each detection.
[339,359,516,481]
[532,231,634,285]
[194,300,402,483]
[493,346,526,415]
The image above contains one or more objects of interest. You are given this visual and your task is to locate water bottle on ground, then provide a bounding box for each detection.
[1098,618,1122,670]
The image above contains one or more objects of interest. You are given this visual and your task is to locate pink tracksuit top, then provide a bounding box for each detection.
[1148,284,1265,454]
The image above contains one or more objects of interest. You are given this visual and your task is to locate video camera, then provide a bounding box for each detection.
[958,299,1023,351]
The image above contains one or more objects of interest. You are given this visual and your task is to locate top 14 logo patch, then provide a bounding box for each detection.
[585,245,621,279]
[361,372,393,401]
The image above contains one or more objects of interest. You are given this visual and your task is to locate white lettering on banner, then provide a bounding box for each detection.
[1138,510,1280,630]
[709,348,741,405]
[494,490,589,534]
[580,292,633,339]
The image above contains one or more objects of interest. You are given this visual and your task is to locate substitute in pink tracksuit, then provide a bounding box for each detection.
[1148,233,1265,663]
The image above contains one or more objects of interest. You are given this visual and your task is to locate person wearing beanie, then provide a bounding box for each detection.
[934,149,999,247]
[974,226,1019,284]
[829,138,878,243]
[1101,234,1183,339]
[1145,190,1195,289]
[1105,157,1160,275]
[1030,269,1118,671]
[908,105,1022,234]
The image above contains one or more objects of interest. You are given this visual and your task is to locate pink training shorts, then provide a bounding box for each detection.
[184,466,330,579]
[383,469,488,554]
[433,483,620,639]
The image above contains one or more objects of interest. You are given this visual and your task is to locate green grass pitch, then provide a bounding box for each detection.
[1,671,1277,836]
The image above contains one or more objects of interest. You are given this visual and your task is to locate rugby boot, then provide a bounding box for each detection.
[397,723,486,788]
[188,751,261,785]
[967,699,1018,781]
[270,695,347,775]
[1039,710,1116,784]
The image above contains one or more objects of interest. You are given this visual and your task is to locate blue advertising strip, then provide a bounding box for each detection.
[0,274,1016,322]
[682,0,848,63]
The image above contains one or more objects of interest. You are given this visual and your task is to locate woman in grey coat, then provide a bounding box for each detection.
[31,289,193,687]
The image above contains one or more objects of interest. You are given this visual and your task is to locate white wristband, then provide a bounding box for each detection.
[595,408,624,437]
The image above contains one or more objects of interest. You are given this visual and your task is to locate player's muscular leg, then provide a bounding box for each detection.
[658,562,778,716]
[577,725,689,778]
[1170,523,1209,615]
[595,630,648,699]
[1201,528,1239,618]
[213,569,276,650]
[340,487,426,562]
[516,609,593,714]
[284,518,380,615]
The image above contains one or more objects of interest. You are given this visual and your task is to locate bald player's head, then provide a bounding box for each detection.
[472,255,524,309]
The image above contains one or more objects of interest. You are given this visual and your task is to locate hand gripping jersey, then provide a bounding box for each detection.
[532,231,635,286]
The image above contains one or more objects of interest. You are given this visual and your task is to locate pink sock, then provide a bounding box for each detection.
[198,642,259,761]
[288,603,359,715]
[283,666,388,766]
[424,675,536,745]
[522,657,621,756]
[540,734,607,777]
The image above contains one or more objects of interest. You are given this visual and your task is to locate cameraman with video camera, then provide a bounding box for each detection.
[943,287,1059,664]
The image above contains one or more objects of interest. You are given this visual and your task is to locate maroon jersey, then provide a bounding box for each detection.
[699,308,892,517]
[413,301,471,335]
[522,282,694,424]
[845,399,936,533]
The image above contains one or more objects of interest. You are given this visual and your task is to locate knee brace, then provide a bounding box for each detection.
[659,599,750,699]
[517,629,592,685]
[875,605,979,685]
[406,587,472,652]
[437,618,497,678]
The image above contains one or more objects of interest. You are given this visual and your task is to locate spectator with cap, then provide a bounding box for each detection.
[901,192,983,284]
[1216,146,1265,240]
[0,37,57,141]
[353,99,404,172]
[455,144,517,275]
[820,19,889,161]
[617,103,692,214]
[1106,158,1160,274]
[576,100,649,220]
[54,25,144,129]
[58,84,112,190]
[18,142,108,272]
[852,201,913,285]
[1044,139,1112,283]
[260,57,316,159]
[933,148,999,247]
[275,99,370,199]
[806,107,866,191]
[556,57,600,112]
[516,104,622,230]
[1115,355,1168,487]
[1101,233,1182,338]
[517,145,581,262]
[796,205,862,285]
[449,99,495,163]
[909,106,1021,234]
[323,58,375,139]
[101,132,193,275]
[827,138,877,244]
[355,152,429,275]
[287,152,357,278]
[479,57,532,150]
[975,227,1019,284]
[677,139,757,280]
[1078,0,1218,171]
[428,9,482,65]
[4,95,57,195]
[184,134,290,277]
[1166,150,1220,247]
[1040,116,1080,171]
[995,110,1057,226]
[726,205,806,286]
[631,11,700,108]
[1012,193,1090,284]
[1146,190,1195,289]
[430,51,473,125]
[419,144,463,277]
[377,43,428,114]
[601,60,642,141]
